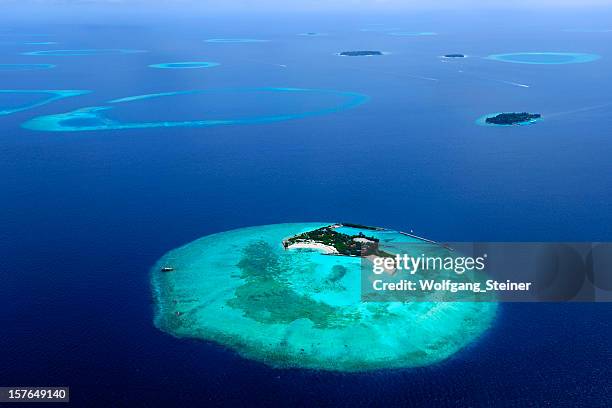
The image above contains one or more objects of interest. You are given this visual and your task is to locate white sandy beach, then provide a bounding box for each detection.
[286,241,339,254]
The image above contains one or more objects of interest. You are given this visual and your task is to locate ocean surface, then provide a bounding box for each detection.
[1,10,612,407]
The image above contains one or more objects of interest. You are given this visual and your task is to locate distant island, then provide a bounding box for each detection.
[443,54,465,58]
[339,51,383,57]
[283,223,390,257]
[485,112,541,126]
[298,32,327,36]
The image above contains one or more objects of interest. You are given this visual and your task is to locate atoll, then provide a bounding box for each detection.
[22,49,146,56]
[22,88,368,132]
[151,223,497,372]
[486,52,600,65]
[0,64,55,71]
[149,62,220,69]
[0,90,89,116]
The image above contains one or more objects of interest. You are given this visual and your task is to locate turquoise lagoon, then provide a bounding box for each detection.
[0,64,55,71]
[149,62,220,69]
[151,223,497,372]
[22,49,146,56]
[22,88,368,132]
[0,90,88,116]
[486,52,601,65]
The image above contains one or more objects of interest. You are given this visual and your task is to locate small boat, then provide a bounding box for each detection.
[161,266,174,272]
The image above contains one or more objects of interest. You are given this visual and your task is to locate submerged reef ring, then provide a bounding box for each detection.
[0,90,89,116]
[151,223,497,372]
[0,63,55,71]
[486,52,601,65]
[476,112,542,127]
[205,38,268,43]
[21,49,147,56]
[25,41,58,45]
[148,62,220,69]
[22,87,369,132]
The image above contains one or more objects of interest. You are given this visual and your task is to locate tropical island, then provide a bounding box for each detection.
[443,53,465,58]
[283,223,390,257]
[339,50,383,56]
[151,222,497,372]
[485,112,542,125]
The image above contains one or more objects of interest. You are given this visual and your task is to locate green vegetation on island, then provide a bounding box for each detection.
[283,224,390,257]
[486,112,541,125]
[339,51,383,56]
[444,54,465,58]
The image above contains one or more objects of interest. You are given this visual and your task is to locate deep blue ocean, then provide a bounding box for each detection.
[1,10,611,407]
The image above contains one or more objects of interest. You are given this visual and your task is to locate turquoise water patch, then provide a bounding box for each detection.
[0,64,55,71]
[22,49,146,56]
[332,226,428,255]
[486,52,600,65]
[25,41,58,45]
[22,87,369,132]
[205,38,268,43]
[389,31,437,36]
[333,226,425,244]
[151,223,497,372]
[0,90,89,116]
[476,112,542,127]
[149,62,220,69]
